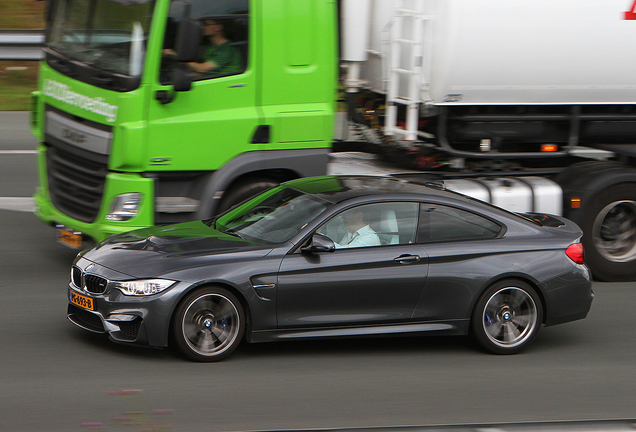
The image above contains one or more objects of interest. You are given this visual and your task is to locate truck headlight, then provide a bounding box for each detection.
[114,279,176,296]
[105,193,142,221]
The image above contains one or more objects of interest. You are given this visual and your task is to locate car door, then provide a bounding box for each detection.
[147,1,259,173]
[276,202,428,328]
[412,203,505,322]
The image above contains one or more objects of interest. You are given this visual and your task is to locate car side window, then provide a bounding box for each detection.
[417,203,501,243]
[317,202,419,249]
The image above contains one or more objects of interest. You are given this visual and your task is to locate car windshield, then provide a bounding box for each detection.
[47,0,154,76]
[214,187,333,244]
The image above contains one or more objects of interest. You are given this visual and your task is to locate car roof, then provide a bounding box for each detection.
[282,175,468,205]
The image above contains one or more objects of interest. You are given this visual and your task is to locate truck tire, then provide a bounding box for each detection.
[216,177,278,213]
[556,161,636,281]
[579,183,636,281]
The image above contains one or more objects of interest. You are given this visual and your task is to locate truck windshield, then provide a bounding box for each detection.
[47,0,154,77]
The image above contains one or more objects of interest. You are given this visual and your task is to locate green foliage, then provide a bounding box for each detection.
[0,0,45,110]
[0,63,39,111]
[0,0,45,29]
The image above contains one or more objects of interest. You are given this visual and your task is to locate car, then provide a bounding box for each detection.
[67,175,593,361]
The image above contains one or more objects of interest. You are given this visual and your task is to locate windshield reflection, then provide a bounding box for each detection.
[215,187,333,244]
[48,0,154,76]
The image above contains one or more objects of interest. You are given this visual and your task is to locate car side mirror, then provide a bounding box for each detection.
[301,234,336,253]
[174,18,201,62]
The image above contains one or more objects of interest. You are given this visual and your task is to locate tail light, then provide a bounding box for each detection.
[565,243,585,264]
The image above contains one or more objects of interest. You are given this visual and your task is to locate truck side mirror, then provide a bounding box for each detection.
[301,234,336,253]
[174,18,200,62]
[156,65,192,103]
[173,66,193,92]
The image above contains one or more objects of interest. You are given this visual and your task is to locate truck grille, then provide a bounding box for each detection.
[46,145,108,223]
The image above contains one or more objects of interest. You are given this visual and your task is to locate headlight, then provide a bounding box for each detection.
[105,193,142,221]
[114,279,176,296]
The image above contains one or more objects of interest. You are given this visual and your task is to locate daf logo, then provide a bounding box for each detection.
[62,128,87,144]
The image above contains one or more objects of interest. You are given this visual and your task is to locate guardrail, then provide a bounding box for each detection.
[0,29,45,61]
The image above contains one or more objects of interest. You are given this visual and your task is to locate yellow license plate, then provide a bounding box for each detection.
[69,290,94,311]
[55,226,82,249]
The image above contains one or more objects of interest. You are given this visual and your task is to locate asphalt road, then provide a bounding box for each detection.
[1,113,636,432]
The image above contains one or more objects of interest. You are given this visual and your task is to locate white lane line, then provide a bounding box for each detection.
[0,197,35,212]
[0,150,37,154]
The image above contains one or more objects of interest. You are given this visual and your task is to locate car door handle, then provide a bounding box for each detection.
[393,254,421,264]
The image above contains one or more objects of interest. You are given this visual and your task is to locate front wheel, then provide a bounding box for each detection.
[173,286,245,362]
[471,280,542,355]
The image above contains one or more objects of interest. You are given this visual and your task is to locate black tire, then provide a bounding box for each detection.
[471,280,542,355]
[173,286,245,362]
[579,183,636,281]
[555,161,636,281]
[216,178,278,213]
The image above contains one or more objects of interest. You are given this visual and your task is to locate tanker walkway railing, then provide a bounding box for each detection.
[0,29,45,61]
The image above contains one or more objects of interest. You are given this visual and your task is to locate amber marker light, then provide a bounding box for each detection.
[542,144,559,152]
[571,198,581,209]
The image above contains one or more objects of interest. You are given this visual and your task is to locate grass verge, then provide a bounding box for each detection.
[0,0,45,111]
[0,62,39,111]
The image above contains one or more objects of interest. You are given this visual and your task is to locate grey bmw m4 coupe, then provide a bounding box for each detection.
[67,176,593,361]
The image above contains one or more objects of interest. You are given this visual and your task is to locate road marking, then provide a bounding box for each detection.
[0,197,34,212]
[0,150,37,154]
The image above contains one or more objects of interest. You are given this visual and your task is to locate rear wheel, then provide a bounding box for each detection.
[173,286,245,362]
[580,183,636,281]
[471,280,542,355]
[555,161,636,281]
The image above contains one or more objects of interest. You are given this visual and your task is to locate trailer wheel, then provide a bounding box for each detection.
[217,177,278,213]
[580,183,636,281]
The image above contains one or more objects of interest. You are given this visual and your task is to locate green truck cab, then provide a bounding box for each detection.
[31,0,337,245]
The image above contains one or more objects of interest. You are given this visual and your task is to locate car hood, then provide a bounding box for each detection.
[79,221,276,279]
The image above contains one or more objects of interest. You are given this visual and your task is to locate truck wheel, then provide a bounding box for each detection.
[217,178,278,213]
[580,183,636,281]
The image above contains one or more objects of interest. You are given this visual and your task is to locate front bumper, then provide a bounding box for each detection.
[66,282,187,348]
[34,146,155,243]
[66,259,190,348]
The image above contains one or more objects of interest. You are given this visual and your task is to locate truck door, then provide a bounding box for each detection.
[147,0,258,179]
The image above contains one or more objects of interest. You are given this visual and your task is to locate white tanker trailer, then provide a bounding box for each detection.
[336,0,636,281]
